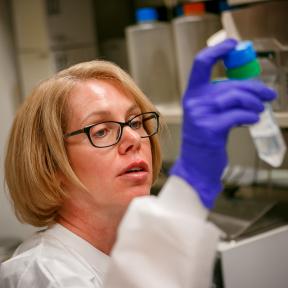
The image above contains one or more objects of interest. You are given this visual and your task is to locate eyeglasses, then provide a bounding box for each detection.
[64,112,159,148]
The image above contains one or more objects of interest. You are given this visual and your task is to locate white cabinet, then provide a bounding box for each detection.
[18,51,56,96]
[12,0,50,51]
[46,0,97,49]
[53,46,97,71]
[12,0,98,97]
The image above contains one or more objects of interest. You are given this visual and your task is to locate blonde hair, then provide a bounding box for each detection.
[5,60,162,227]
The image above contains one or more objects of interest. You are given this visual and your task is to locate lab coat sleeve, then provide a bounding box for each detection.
[104,176,221,288]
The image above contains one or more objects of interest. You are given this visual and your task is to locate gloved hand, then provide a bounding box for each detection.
[170,39,277,209]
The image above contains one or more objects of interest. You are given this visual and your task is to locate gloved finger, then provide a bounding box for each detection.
[187,39,237,89]
[184,87,266,114]
[212,91,265,113]
[215,79,277,102]
[216,110,260,131]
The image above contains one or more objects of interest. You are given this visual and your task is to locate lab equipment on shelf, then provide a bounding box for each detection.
[125,7,179,105]
[172,2,222,94]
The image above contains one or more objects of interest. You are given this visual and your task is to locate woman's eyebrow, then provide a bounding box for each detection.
[80,111,111,126]
[80,104,141,126]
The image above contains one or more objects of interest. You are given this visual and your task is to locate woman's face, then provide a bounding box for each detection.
[64,79,153,216]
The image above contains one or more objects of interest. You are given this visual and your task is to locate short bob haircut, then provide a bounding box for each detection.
[5,60,162,227]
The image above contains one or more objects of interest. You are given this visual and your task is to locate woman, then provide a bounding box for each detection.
[0,39,276,288]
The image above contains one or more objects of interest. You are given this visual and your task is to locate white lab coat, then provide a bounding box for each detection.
[0,176,221,288]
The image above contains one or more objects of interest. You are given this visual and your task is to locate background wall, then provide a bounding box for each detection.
[0,0,36,240]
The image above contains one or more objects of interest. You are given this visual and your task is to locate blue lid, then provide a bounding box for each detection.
[223,41,257,69]
[136,7,158,23]
[175,5,184,16]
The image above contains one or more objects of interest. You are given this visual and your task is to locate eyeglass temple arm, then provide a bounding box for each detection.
[64,128,85,138]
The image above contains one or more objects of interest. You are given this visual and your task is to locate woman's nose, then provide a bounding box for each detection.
[118,126,141,154]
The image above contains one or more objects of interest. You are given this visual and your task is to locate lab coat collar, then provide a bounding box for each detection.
[45,223,110,278]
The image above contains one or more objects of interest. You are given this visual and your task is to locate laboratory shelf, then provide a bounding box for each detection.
[156,103,182,125]
[157,104,288,128]
[275,112,288,128]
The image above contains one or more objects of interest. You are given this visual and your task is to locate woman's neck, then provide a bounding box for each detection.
[57,201,123,255]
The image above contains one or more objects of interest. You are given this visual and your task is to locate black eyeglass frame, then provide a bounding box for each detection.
[64,111,160,148]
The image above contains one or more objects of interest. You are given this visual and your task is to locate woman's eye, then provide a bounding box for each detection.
[130,119,142,129]
[93,128,108,138]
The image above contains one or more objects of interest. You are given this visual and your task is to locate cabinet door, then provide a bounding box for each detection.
[18,51,55,97]
[53,46,97,71]
[46,0,96,49]
[12,0,50,50]
[12,0,97,51]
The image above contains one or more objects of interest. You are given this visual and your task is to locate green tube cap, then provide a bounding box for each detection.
[226,59,261,80]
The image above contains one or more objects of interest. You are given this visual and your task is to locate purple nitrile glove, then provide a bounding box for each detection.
[170,39,277,209]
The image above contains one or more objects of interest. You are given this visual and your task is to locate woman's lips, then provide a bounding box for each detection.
[118,160,149,183]
[118,160,148,176]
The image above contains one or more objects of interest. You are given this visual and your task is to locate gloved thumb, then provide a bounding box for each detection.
[186,38,238,90]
